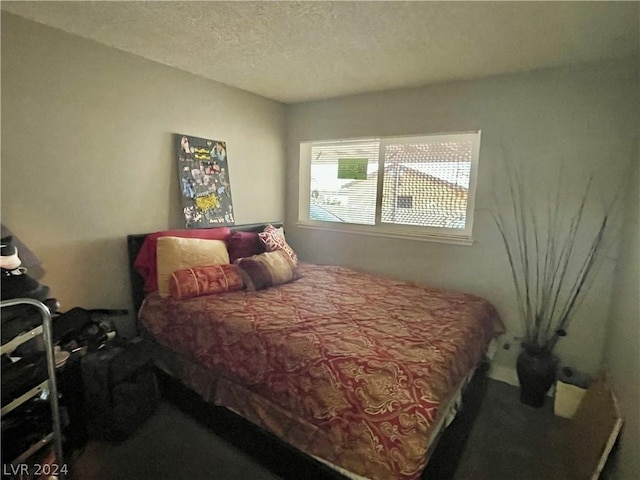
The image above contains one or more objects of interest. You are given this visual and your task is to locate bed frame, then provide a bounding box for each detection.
[125,221,489,480]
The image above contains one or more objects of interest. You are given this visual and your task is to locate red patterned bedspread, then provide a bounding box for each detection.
[140,263,503,480]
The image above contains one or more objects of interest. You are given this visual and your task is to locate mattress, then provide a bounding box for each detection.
[139,263,503,480]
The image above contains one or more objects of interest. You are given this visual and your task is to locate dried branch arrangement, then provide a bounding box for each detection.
[492,160,615,354]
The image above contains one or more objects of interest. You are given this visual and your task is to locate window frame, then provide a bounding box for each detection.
[298,131,481,246]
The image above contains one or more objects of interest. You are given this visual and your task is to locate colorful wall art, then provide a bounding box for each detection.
[176,134,235,228]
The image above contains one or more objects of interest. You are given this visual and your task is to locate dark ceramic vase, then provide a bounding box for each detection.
[516,344,558,408]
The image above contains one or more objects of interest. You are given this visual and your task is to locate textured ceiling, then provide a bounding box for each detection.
[2,1,638,104]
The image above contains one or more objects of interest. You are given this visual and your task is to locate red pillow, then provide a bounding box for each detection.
[227,231,266,263]
[169,264,244,300]
[134,227,231,293]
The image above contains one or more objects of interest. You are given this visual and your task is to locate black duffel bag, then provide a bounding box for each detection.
[80,338,159,442]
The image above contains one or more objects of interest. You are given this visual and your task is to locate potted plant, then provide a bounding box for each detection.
[492,160,615,407]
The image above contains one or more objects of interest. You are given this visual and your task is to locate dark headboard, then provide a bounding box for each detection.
[126,222,284,314]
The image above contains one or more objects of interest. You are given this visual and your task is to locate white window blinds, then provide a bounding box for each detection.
[309,139,379,225]
[301,131,481,242]
[381,138,473,229]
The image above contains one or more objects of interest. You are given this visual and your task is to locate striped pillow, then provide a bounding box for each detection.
[235,250,299,291]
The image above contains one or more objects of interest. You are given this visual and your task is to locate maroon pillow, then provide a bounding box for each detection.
[227,231,265,263]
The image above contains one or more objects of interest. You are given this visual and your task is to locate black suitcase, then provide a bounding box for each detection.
[80,340,159,442]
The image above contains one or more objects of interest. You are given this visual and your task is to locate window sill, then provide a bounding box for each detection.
[296,221,474,246]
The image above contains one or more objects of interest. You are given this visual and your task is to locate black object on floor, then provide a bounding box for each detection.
[53,307,125,348]
[81,339,159,442]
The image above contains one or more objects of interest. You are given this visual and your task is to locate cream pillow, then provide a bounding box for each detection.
[156,236,230,297]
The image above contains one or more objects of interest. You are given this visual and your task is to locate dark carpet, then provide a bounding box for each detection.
[70,372,575,480]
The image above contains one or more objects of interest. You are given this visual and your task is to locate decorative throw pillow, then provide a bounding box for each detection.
[258,225,298,264]
[156,236,230,298]
[134,227,231,293]
[235,250,299,291]
[169,264,244,300]
[227,231,266,263]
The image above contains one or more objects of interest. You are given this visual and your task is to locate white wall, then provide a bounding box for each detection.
[1,13,286,332]
[2,10,638,479]
[604,156,639,479]
[285,59,639,381]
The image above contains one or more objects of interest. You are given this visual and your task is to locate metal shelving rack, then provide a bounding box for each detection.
[1,298,64,475]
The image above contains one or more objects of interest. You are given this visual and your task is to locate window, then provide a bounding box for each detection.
[299,132,481,244]
[397,196,413,209]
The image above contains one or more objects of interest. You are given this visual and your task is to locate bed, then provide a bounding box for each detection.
[126,223,504,480]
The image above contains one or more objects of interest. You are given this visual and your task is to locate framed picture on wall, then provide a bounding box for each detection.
[175,133,235,228]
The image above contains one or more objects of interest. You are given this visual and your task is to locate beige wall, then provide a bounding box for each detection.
[286,59,639,382]
[1,14,286,333]
[604,156,639,479]
[2,10,639,479]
